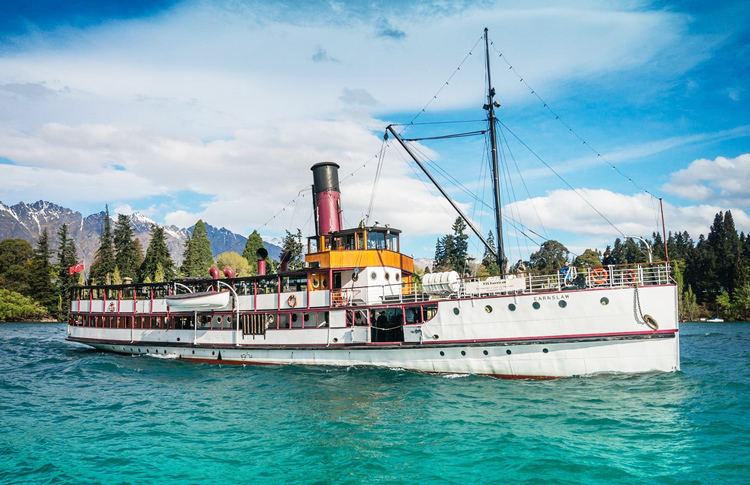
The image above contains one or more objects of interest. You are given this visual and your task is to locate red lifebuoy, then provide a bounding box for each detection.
[108,302,116,312]
[590,268,608,284]
[287,295,297,308]
[625,269,637,283]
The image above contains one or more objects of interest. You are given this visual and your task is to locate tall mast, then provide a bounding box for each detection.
[484,28,505,269]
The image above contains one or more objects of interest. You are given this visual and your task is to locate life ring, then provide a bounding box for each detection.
[590,268,608,284]
[108,302,115,312]
[287,295,297,308]
[625,269,638,284]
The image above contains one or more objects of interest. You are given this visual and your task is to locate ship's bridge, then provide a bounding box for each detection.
[305,226,413,273]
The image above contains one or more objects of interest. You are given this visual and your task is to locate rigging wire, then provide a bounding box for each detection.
[497,119,625,238]
[365,137,388,225]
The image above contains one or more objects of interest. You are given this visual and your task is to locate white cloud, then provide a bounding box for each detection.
[507,188,750,246]
[662,154,750,207]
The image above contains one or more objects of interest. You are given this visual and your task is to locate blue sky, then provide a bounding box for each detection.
[1,0,749,262]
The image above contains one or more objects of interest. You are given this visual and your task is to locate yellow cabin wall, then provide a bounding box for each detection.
[305,249,414,274]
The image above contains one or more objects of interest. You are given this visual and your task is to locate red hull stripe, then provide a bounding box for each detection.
[67,328,676,350]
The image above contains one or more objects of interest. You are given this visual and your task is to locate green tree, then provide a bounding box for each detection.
[281,229,304,271]
[573,249,601,268]
[528,240,569,271]
[139,225,176,282]
[90,205,116,283]
[113,214,140,280]
[217,251,252,277]
[0,289,49,322]
[242,230,270,275]
[56,223,79,320]
[479,231,501,276]
[433,218,469,274]
[0,239,33,295]
[180,220,214,277]
[28,229,58,314]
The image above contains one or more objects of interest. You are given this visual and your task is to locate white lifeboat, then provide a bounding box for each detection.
[165,290,231,311]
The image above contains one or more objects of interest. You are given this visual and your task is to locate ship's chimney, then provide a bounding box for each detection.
[256,248,268,276]
[311,162,343,236]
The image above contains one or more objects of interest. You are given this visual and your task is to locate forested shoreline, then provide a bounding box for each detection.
[432,211,750,321]
[2,206,748,322]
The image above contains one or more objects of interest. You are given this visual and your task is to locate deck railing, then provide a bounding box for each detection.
[330,261,673,307]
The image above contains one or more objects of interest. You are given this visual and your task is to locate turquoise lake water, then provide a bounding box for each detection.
[1,322,749,485]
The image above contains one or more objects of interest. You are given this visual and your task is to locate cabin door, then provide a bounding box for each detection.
[332,272,342,290]
[370,308,404,343]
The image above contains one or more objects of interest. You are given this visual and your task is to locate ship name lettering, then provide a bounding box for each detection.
[533,294,570,301]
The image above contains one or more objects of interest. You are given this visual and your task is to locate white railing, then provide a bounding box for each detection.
[328,262,673,307]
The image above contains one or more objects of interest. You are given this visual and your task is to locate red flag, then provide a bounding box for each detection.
[69,262,84,275]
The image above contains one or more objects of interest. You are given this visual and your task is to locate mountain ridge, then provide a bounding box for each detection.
[0,200,283,272]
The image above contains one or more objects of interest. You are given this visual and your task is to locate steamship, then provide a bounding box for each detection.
[66,31,680,378]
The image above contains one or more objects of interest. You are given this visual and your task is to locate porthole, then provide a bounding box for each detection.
[532,302,541,310]
[322,278,328,288]
[176,337,180,342]
[291,314,298,323]
[212,351,215,355]
[395,273,400,281]
[461,351,466,356]
[312,277,320,289]
[453,308,460,315]
[600,297,609,306]
[227,316,232,324]
[304,313,310,322]
[559,300,567,308]
[440,351,445,356]
[333,338,338,343]
[508,303,516,311]
[506,349,512,355]
[192,350,195,354]
[217,316,223,324]
[370,272,377,280]
[385,272,390,280]
[485,305,493,313]
[483,350,489,356]
[543,348,549,354]
[433,334,439,340]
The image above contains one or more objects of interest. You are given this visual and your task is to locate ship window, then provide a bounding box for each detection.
[368,231,386,250]
[224,315,232,329]
[356,232,365,250]
[405,306,423,324]
[370,272,377,280]
[308,237,318,254]
[485,305,493,313]
[532,302,541,310]
[387,233,399,252]
[282,275,307,292]
[303,313,317,328]
[385,272,390,281]
[344,234,356,250]
[559,300,567,308]
[423,304,438,322]
[600,297,609,306]
[312,277,320,289]
[508,304,516,311]
[395,273,400,282]
[321,278,328,288]
[257,276,278,294]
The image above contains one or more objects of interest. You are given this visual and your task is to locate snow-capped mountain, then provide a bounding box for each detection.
[0,201,282,272]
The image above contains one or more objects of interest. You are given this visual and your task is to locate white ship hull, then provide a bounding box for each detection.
[68,283,680,378]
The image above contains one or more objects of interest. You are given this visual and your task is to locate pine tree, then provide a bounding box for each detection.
[242,230,269,275]
[480,231,501,275]
[528,240,569,271]
[28,229,58,314]
[449,217,469,275]
[281,229,304,270]
[139,225,176,282]
[180,220,214,277]
[0,239,34,296]
[56,224,79,320]
[90,205,116,284]
[113,214,139,280]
